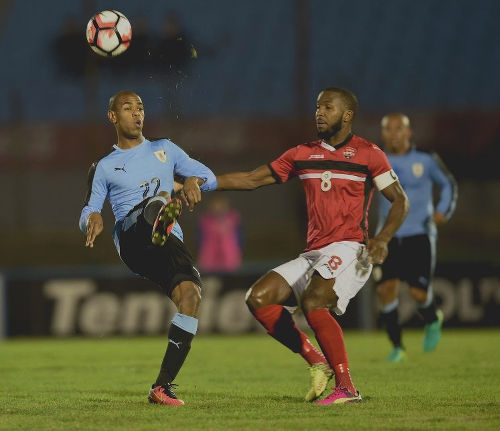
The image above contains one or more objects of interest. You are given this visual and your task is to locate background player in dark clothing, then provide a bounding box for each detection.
[215,88,409,404]
[79,90,217,405]
[374,113,458,362]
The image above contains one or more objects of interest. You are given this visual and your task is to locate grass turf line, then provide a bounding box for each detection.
[0,329,499,430]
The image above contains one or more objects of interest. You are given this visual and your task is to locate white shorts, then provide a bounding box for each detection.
[272,241,372,315]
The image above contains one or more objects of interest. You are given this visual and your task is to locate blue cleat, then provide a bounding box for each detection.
[423,309,444,352]
[387,346,406,363]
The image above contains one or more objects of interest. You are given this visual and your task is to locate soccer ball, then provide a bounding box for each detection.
[86,10,132,57]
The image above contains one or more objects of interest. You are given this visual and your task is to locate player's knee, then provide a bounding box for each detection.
[245,286,268,311]
[377,280,399,304]
[302,274,337,313]
[301,292,328,314]
[409,287,427,304]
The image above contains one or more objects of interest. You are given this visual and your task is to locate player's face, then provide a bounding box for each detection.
[381,116,412,153]
[315,92,345,139]
[110,94,145,139]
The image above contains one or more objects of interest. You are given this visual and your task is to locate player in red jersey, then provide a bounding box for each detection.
[214,87,409,404]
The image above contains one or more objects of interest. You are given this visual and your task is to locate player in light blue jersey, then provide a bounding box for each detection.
[79,90,217,405]
[374,113,457,362]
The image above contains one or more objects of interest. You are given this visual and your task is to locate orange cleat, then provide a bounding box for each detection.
[148,383,184,406]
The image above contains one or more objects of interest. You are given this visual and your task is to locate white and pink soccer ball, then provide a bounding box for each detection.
[86,10,132,57]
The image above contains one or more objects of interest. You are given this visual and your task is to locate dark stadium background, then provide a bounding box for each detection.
[0,0,499,336]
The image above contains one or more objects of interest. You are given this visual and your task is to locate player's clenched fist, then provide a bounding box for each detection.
[366,237,389,265]
[182,176,204,212]
[85,212,104,248]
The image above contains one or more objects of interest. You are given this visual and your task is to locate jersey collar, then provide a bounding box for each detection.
[388,143,415,156]
[320,133,353,152]
[113,137,147,151]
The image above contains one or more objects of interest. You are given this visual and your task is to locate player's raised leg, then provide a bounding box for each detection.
[246,271,331,401]
[302,274,361,405]
[145,191,182,246]
[149,280,201,406]
[143,191,171,225]
[377,278,406,362]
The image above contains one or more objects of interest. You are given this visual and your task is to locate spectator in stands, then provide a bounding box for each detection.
[197,195,242,273]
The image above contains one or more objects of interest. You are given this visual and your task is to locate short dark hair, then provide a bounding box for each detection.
[381,113,411,128]
[108,90,138,111]
[321,87,359,116]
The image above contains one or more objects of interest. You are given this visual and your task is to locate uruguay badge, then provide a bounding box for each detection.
[412,162,424,178]
[154,150,167,163]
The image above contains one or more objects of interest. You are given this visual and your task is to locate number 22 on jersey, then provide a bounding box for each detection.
[140,177,160,198]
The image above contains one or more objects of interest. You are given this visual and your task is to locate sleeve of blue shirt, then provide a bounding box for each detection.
[78,162,108,233]
[169,141,218,191]
[429,152,458,220]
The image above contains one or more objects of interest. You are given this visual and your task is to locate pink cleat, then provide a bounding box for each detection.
[148,383,184,406]
[316,386,362,405]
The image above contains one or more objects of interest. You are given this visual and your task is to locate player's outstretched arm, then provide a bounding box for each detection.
[85,212,104,248]
[367,181,409,264]
[216,165,277,191]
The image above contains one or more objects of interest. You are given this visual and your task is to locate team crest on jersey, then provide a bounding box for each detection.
[154,150,167,163]
[343,146,357,159]
[412,162,424,178]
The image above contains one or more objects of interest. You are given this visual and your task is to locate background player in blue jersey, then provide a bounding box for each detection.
[374,113,458,362]
[79,90,217,405]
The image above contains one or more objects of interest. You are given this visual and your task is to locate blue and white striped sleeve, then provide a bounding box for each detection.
[429,152,458,220]
[79,162,108,232]
[169,142,217,191]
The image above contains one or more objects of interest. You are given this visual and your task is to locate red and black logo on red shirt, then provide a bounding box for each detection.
[343,146,357,159]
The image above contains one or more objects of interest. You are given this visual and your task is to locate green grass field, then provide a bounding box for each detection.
[1,329,499,431]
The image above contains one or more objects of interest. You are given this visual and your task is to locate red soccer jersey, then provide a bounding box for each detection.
[269,134,394,251]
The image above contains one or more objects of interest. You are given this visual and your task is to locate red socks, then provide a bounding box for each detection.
[306,308,356,394]
[251,305,357,394]
[253,305,327,366]
[299,332,328,365]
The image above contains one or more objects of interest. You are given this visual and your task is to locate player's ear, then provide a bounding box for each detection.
[108,110,116,124]
[343,110,354,123]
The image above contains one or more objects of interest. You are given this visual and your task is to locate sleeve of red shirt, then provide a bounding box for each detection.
[368,143,392,178]
[268,146,298,184]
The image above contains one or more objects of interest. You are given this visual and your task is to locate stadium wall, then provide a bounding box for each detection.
[1,263,499,338]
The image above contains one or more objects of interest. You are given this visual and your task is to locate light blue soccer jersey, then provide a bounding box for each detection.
[376,146,457,238]
[79,138,217,251]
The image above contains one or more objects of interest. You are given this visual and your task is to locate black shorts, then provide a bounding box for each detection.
[118,199,201,297]
[374,234,435,291]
